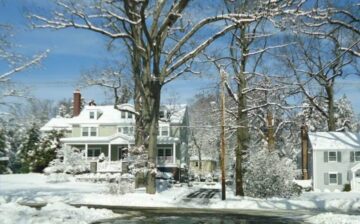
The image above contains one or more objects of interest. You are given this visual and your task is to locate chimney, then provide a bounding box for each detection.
[301,124,309,180]
[73,89,81,117]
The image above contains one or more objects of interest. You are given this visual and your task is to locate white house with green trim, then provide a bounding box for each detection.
[308,132,360,192]
[41,94,189,180]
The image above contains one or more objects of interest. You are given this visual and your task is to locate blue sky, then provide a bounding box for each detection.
[1,0,359,113]
[0,0,216,105]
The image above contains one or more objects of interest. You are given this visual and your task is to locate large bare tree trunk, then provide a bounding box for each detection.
[235,29,249,196]
[142,80,162,194]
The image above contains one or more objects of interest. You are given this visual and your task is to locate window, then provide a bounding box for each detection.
[117,126,134,135]
[121,111,126,119]
[159,110,165,118]
[328,151,337,161]
[195,161,199,167]
[128,112,133,119]
[157,147,173,163]
[158,126,169,136]
[82,127,97,137]
[90,127,97,136]
[329,173,337,184]
[356,152,360,161]
[88,148,101,158]
[82,127,89,136]
[89,111,95,119]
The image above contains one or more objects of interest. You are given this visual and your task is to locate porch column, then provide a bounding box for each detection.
[85,144,88,161]
[108,144,111,162]
[173,142,176,164]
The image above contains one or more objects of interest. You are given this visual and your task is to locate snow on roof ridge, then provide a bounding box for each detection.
[308,131,360,150]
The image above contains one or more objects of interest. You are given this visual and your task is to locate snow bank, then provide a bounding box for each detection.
[307,212,360,224]
[0,202,119,224]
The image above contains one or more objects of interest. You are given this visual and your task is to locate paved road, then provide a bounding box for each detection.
[186,188,220,199]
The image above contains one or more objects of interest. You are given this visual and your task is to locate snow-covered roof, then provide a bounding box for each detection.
[161,104,187,124]
[308,132,360,151]
[40,116,72,131]
[69,104,187,125]
[61,133,179,144]
[69,105,132,125]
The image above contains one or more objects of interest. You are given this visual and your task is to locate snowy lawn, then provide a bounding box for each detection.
[0,202,121,224]
[1,173,360,223]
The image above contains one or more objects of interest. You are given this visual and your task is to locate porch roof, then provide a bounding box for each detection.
[60,134,180,145]
[61,133,132,144]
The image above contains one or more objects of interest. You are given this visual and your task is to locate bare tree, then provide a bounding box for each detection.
[80,65,132,106]
[0,24,48,102]
[29,0,307,194]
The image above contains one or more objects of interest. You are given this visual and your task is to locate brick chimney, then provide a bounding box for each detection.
[301,124,309,180]
[73,89,81,117]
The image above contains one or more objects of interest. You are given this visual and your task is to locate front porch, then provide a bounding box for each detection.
[61,134,179,173]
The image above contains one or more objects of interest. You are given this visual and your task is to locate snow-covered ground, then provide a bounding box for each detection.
[1,173,360,223]
[0,202,120,224]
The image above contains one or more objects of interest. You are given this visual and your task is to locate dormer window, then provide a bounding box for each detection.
[89,111,95,119]
[121,111,126,119]
[159,110,165,119]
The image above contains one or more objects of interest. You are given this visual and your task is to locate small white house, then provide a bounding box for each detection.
[309,132,360,192]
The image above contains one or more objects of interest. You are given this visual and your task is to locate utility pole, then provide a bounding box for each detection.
[220,68,226,200]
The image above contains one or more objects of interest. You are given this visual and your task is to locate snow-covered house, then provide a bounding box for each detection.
[189,156,217,177]
[41,91,189,180]
[308,132,360,192]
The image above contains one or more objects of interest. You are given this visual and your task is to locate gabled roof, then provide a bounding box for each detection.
[41,103,187,131]
[308,132,360,151]
[40,116,72,131]
[69,105,133,125]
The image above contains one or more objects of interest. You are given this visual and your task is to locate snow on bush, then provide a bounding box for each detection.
[46,173,70,183]
[0,202,118,224]
[44,146,89,175]
[244,148,301,198]
[107,173,135,195]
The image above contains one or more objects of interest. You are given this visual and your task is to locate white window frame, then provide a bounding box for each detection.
[355,151,360,161]
[117,126,134,135]
[329,172,338,185]
[157,146,173,164]
[328,151,337,162]
[121,111,126,119]
[89,111,96,119]
[81,126,98,137]
[158,126,170,137]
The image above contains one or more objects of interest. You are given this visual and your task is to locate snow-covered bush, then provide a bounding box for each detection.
[0,127,11,174]
[44,146,89,175]
[244,147,301,198]
[46,173,70,183]
[17,123,41,173]
[107,174,135,195]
